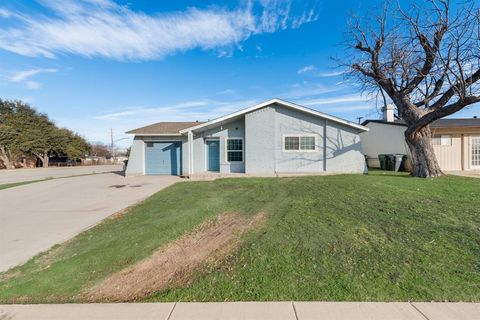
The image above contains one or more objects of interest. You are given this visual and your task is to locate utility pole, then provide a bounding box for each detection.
[110,128,116,163]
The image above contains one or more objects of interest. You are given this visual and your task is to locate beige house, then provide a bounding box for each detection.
[361,105,480,171]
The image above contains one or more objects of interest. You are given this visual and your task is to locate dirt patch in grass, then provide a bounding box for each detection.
[85,212,266,302]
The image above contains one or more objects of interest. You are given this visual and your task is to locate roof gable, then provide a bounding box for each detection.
[179,98,368,133]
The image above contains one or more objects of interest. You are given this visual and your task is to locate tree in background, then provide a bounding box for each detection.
[345,0,479,177]
[58,128,91,161]
[0,99,91,168]
[90,142,112,158]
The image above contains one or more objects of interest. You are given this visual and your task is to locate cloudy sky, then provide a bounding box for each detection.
[0,0,478,147]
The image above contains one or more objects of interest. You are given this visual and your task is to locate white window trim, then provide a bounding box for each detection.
[225,137,244,163]
[471,136,480,168]
[282,134,317,153]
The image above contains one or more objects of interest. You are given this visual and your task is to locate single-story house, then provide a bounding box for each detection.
[125,98,369,176]
[360,105,480,171]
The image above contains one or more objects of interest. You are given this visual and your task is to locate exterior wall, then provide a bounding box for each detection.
[432,127,480,171]
[245,103,366,174]
[359,122,409,168]
[361,123,480,171]
[126,135,187,176]
[192,118,245,173]
[245,107,276,173]
[324,121,368,173]
[125,136,145,175]
[432,134,462,171]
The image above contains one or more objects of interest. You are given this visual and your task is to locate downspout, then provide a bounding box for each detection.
[188,130,194,175]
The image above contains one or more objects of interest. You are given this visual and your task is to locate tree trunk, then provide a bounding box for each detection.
[405,126,443,177]
[42,154,49,168]
[0,145,13,169]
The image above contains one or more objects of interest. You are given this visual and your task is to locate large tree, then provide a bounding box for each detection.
[0,99,91,168]
[0,100,18,168]
[345,0,480,177]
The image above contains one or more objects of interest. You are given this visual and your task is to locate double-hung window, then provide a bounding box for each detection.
[284,135,316,151]
[226,138,243,162]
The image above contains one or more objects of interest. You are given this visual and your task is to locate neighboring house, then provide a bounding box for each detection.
[361,105,480,171]
[125,98,369,176]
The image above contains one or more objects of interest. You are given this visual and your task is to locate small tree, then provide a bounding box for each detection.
[345,0,479,177]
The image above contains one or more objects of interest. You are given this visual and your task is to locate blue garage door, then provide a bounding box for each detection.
[145,142,182,175]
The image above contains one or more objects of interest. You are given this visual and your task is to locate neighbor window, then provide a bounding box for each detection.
[284,135,316,151]
[433,135,451,146]
[227,138,243,162]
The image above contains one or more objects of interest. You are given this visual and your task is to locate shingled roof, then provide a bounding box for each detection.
[126,121,205,135]
[362,118,480,128]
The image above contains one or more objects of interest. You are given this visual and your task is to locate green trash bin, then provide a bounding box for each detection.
[386,154,395,171]
[378,154,387,170]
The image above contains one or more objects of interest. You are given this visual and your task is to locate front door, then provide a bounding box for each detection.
[471,137,480,168]
[207,140,220,172]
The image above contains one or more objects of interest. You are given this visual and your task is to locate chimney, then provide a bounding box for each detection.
[382,104,395,122]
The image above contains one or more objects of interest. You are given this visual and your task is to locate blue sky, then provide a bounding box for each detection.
[0,0,478,148]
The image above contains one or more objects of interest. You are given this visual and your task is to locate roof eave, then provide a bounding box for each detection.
[125,133,184,136]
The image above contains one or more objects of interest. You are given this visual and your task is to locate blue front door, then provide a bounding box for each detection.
[207,140,220,172]
[145,142,181,175]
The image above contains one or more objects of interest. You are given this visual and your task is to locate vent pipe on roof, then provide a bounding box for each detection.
[381,104,395,122]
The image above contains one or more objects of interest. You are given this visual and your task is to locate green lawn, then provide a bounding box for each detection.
[0,172,479,303]
[0,180,44,190]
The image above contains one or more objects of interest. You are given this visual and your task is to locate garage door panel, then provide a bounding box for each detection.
[145,142,181,175]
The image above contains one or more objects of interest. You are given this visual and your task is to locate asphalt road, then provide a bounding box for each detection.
[0,173,179,272]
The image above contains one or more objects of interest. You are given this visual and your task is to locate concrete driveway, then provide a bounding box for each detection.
[0,165,123,184]
[0,173,179,272]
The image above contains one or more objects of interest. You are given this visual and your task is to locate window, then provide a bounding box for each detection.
[432,135,451,146]
[284,135,316,151]
[227,138,243,162]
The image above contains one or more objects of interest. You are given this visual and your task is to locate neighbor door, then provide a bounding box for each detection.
[206,140,220,172]
[471,137,480,168]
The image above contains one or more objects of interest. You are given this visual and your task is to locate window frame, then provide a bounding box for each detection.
[433,134,452,146]
[282,134,317,153]
[225,137,244,163]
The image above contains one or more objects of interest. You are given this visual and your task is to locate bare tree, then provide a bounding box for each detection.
[345,0,480,177]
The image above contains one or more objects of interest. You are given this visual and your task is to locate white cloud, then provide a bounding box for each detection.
[300,95,367,106]
[0,0,317,60]
[282,81,338,98]
[7,68,58,89]
[297,65,315,74]
[316,70,345,77]
[9,68,58,82]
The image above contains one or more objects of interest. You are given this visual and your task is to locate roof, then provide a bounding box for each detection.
[126,121,205,135]
[430,118,480,128]
[179,98,369,133]
[361,119,407,127]
[361,118,480,128]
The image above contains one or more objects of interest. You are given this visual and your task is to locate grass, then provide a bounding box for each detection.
[0,180,46,190]
[0,172,479,303]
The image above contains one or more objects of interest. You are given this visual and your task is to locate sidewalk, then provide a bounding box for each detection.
[1,302,478,319]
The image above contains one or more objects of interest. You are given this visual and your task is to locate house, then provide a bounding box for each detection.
[125,98,369,176]
[361,105,480,171]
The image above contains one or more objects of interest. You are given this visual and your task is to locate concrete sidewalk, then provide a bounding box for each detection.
[1,302,478,319]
